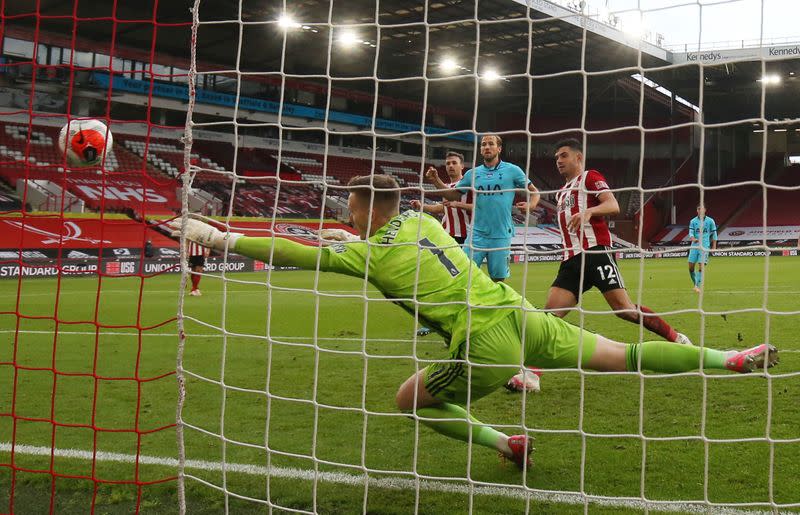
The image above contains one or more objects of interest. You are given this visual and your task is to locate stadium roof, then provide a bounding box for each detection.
[7,0,799,125]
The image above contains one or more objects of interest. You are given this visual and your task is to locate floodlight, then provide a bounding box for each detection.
[441,57,459,73]
[758,74,782,85]
[482,69,501,81]
[338,30,360,47]
[278,14,300,30]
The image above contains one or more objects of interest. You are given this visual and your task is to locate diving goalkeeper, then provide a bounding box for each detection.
[168,174,779,471]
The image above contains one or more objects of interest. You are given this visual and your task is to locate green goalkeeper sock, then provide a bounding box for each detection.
[415,403,505,451]
[626,342,730,373]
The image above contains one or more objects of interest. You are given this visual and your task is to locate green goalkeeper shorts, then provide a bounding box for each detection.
[423,310,598,404]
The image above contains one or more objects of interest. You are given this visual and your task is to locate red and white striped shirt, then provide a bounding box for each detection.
[187,241,210,258]
[556,169,612,260]
[442,181,472,239]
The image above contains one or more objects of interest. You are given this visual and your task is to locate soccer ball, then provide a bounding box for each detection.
[58,118,113,167]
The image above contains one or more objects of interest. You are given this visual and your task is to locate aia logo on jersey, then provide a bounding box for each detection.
[476,183,503,196]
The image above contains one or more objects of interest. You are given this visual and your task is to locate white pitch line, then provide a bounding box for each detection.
[0,442,789,514]
[3,330,800,353]
[708,291,800,295]
[8,289,373,297]
[9,288,800,295]
[0,330,416,344]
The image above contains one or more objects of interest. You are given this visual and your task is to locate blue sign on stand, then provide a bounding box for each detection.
[92,72,473,142]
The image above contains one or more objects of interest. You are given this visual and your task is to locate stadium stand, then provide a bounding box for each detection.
[672,154,785,225]
[1,119,791,234]
[727,163,800,227]
[0,180,21,211]
[647,157,797,247]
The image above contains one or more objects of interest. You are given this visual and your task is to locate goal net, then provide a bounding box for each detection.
[2,0,798,513]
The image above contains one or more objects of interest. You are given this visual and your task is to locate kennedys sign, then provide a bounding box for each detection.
[673,44,800,64]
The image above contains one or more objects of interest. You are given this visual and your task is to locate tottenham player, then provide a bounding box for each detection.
[428,134,539,282]
[687,205,718,292]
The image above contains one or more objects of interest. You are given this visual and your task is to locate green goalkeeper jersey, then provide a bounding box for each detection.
[234,210,531,351]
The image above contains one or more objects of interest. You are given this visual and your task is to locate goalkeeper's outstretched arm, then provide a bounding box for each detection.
[168,217,361,272]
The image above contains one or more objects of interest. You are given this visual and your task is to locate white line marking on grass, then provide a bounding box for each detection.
[707,291,800,295]
[1,330,416,344]
[649,289,800,294]
[4,330,800,352]
[11,289,372,297]
[12,289,800,299]
[0,442,789,514]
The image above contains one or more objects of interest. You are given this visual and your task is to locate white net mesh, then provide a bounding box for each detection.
[175,1,799,513]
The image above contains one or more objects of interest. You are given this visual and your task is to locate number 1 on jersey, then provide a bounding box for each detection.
[419,238,460,277]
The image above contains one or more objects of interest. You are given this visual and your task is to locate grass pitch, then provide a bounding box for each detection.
[1,256,799,514]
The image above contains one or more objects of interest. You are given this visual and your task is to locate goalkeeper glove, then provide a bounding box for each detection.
[318,228,359,243]
[167,217,242,252]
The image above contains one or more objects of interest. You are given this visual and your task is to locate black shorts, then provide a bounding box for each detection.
[188,255,206,268]
[551,246,624,299]
[453,235,466,245]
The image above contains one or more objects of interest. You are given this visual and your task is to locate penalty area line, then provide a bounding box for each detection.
[0,442,786,514]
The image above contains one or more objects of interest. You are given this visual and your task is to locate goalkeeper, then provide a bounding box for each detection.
[169,174,779,471]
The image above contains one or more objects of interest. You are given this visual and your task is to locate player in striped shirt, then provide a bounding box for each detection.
[170,174,778,472]
[410,151,473,245]
[411,151,473,337]
[547,138,692,345]
[187,240,209,296]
